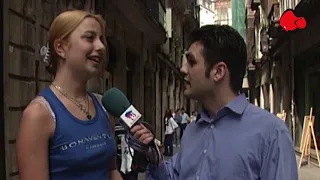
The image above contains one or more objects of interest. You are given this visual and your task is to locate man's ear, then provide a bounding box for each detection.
[212,62,227,82]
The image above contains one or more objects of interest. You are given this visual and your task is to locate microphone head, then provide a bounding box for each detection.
[102,87,131,117]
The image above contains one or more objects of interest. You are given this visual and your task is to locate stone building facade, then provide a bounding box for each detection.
[154,0,200,141]
[246,0,320,148]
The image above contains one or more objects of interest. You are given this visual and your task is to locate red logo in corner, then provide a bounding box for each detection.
[280,9,307,32]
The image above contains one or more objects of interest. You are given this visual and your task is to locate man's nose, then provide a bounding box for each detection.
[180,64,188,77]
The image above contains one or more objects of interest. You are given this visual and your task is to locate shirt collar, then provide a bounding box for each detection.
[196,93,249,123]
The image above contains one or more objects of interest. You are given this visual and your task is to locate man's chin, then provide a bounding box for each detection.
[184,89,203,101]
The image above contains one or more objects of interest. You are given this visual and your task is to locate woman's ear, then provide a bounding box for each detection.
[53,39,67,59]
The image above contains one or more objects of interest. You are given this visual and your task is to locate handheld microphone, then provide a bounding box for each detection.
[102,88,142,129]
[102,87,161,166]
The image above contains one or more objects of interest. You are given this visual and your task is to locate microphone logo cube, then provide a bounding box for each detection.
[120,105,142,128]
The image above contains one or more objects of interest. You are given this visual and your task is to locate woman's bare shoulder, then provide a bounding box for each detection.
[20,96,55,136]
[23,96,52,118]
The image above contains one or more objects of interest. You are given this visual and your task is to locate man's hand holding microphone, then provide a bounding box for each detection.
[130,124,153,145]
[102,88,163,167]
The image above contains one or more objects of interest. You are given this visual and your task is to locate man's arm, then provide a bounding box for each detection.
[130,124,181,180]
[146,153,180,180]
[260,121,298,180]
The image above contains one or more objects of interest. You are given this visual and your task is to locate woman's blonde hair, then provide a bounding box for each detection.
[46,10,106,74]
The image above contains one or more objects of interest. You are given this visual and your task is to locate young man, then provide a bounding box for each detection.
[131,25,298,180]
[179,108,189,139]
[173,109,182,145]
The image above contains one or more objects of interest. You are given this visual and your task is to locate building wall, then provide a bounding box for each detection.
[155,0,199,142]
[247,0,320,146]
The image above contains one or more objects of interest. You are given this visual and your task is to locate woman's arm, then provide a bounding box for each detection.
[17,101,55,180]
[109,158,122,180]
[110,169,123,180]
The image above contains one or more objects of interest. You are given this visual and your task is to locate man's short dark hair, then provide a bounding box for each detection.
[188,25,247,93]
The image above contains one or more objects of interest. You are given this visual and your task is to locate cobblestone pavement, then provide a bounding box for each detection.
[298,155,320,180]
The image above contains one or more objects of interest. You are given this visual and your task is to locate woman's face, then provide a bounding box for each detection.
[59,17,106,77]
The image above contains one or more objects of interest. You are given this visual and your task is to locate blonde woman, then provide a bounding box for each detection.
[17,10,123,180]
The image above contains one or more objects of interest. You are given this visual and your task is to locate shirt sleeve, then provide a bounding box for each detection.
[170,118,179,129]
[146,153,180,180]
[260,121,298,180]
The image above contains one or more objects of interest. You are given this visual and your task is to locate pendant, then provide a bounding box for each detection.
[87,114,92,119]
[79,104,84,110]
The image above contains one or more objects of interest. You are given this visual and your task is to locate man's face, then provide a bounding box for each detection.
[180,42,228,100]
[180,42,214,100]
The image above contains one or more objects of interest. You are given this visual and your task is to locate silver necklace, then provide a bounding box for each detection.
[51,83,92,119]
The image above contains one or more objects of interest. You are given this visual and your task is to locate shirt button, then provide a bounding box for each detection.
[196,176,200,180]
[203,149,207,154]
[211,124,214,128]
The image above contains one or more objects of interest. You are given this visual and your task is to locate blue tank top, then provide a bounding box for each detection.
[39,88,116,180]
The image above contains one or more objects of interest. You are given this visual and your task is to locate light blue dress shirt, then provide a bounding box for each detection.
[181,113,189,124]
[147,94,298,180]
